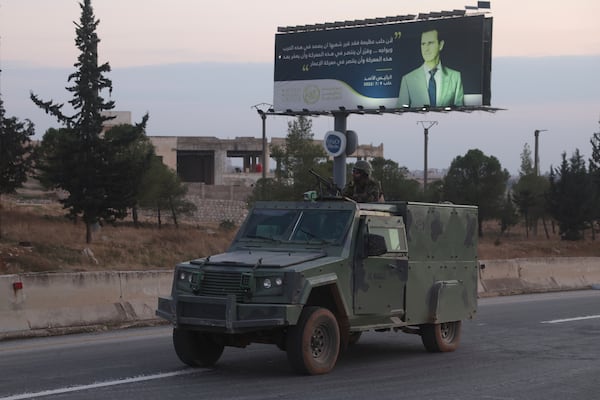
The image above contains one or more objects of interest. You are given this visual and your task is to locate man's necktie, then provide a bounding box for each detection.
[428,68,437,106]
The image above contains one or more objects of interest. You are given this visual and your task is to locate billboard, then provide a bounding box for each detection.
[273,15,492,112]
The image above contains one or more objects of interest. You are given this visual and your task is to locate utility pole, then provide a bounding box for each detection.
[534,129,547,176]
[417,121,438,192]
[251,103,273,179]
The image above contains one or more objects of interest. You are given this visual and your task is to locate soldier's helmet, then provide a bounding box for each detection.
[353,160,373,176]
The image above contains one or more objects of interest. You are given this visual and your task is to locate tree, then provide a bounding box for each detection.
[589,124,600,238]
[512,143,550,238]
[519,143,535,176]
[0,97,35,238]
[252,116,327,202]
[276,116,327,190]
[547,150,594,240]
[498,192,519,235]
[422,179,445,203]
[102,118,154,226]
[443,149,509,237]
[0,98,35,194]
[137,157,196,228]
[369,157,420,201]
[30,0,144,243]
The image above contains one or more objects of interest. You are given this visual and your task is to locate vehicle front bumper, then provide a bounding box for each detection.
[156,295,303,334]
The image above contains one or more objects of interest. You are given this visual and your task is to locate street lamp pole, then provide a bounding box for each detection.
[534,129,547,176]
[417,121,438,192]
[252,103,273,179]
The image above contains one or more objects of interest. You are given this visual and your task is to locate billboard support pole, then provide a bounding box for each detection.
[333,112,349,190]
[260,112,267,179]
[252,103,273,180]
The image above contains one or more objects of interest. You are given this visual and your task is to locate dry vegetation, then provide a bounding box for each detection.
[0,199,236,275]
[478,221,600,260]
[1,195,599,275]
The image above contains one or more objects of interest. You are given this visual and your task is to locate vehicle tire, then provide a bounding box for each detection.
[286,307,340,375]
[420,321,461,353]
[172,328,224,367]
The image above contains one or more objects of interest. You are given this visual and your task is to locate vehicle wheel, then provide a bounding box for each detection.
[420,321,461,352]
[286,307,340,375]
[172,328,224,367]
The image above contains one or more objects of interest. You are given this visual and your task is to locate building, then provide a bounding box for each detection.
[101,110,384,187]
[150,136,384,186]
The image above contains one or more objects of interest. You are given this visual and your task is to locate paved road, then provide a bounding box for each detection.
[1,290,598,400]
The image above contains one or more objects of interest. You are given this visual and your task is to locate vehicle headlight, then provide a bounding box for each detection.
[178,271,192,282]
[260,277,284,290]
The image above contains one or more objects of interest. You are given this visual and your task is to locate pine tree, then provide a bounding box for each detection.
[512,143,549,237]
[31,0,145,243]
[588,122,600,238]
[518,143,535,177]
[0,98,35,195]
[547,150,594,240]
[0,97,35,239]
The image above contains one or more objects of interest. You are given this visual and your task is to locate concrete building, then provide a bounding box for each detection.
[150,136,265,185]
[150,136,384,186]
[100,110,384,187]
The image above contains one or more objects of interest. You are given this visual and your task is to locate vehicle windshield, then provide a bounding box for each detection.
[239,208,353,244]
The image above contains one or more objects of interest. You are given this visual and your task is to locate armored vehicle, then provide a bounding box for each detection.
[157,199,478,375]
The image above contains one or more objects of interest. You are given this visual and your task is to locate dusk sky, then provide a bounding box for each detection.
[1,0,599,174]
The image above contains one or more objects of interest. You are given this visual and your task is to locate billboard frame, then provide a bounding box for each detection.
[273,11,495,114]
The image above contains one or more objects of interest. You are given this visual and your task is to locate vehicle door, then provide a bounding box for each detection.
[353,215,408,316]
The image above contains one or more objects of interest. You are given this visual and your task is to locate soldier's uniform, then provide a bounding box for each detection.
[342,160,384,203]
[343,178,382,202]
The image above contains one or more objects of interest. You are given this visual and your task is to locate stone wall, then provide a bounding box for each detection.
[183,183,251,225]
[186,199,249,225]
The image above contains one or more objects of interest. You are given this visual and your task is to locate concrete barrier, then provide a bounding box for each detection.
[0,271,172,339]
[1,257,599,339]
[479,257,600,297]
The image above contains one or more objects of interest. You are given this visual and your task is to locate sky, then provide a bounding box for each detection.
[1,0,600,175]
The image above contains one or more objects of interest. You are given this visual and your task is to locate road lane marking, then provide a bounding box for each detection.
[541,314,600,324]
[0,369,201,400]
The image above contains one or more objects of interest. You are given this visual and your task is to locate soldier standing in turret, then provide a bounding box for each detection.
[342,160,384,203]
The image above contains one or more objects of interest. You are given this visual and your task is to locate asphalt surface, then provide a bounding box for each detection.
[0,290,598,400]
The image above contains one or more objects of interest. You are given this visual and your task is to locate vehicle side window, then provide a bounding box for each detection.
[366,216,408,253]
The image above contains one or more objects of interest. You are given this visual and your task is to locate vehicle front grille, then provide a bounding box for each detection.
[199,270,247,302]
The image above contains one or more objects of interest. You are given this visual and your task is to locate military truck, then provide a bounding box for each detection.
[156,199,478,375]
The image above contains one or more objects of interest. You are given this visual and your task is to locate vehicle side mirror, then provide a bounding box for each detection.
[366,233,387,256]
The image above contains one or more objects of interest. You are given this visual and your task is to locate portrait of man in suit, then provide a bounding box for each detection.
[397,28,464,108]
